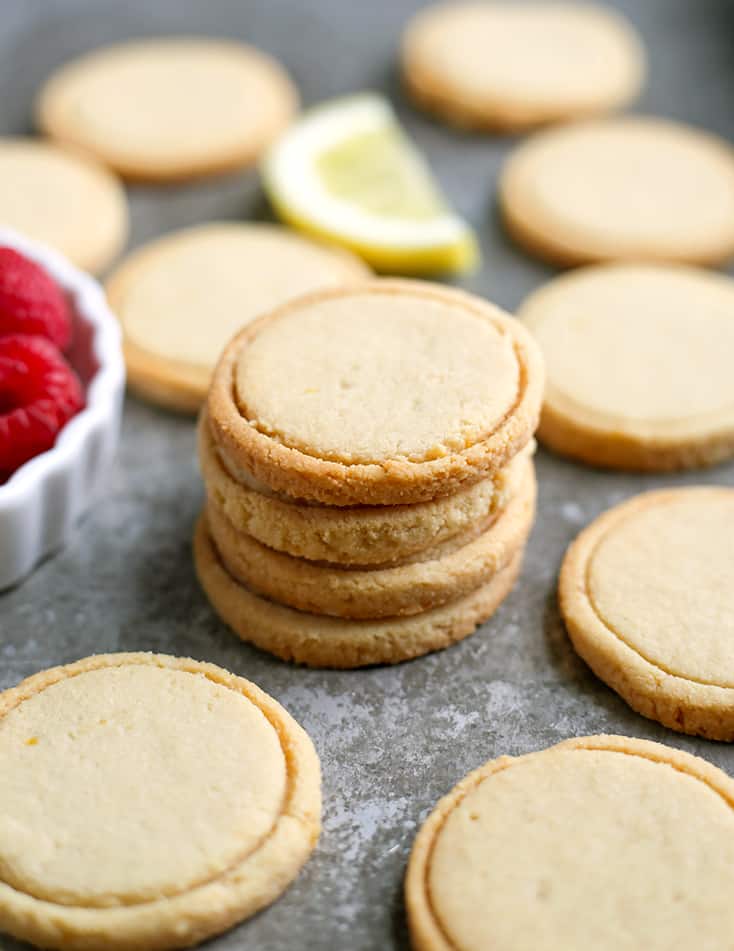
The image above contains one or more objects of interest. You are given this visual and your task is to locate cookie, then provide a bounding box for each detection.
[402,2,644,132]
[37,38,298,181]
[207,279,544,506]
[194,513,523,667]
[207,457,534,619]
[200,410,531,565]
[519,264,734,470]
[0,138,127,273]
[0,653,321,950]
[107,223,369,412]
[500,117,734,266]
[406,735,734,951]
[560,487,734,740]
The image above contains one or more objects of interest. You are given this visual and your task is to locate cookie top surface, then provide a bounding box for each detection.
[408,736,734,951]
[501,117,734,265]
[576,487,734,686]
[559,488,734,738]
[403,2,644,128]
[0,137,127,273]
[0,653,321,949]
[0,659,283,904]
[236,287,518,464]
[520,264,734,441]
[107,223,368,409]
[37,38,298,180]
[209,280,543,505]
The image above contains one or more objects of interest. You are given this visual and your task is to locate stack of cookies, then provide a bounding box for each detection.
[195,279,544,668]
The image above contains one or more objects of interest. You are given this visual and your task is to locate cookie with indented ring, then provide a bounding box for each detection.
[560,487,734,740]
[207,279,544,507]
[407,734,734,951]
[0,652,321,950]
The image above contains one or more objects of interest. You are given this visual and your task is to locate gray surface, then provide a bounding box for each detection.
[2,1,734,949]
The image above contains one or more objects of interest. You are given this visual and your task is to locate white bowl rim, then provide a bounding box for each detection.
[0,227,125,506]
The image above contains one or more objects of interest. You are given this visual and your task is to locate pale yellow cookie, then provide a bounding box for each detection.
[200,409,532,565]
[407,734,734,951]
[0,137,127,273]
[37,38,298,181]
[402,2,645,131]
[560,487,734,740]
[500,117,734,266]
[207,457,534,619]
[194,513,524,667]
[106,223,369,412]
[0,652,321,951]
[520,264,734,470]
[208,279,544,506]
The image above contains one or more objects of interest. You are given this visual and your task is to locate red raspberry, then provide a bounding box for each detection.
[0,334,84,482]
[0,247,72,350]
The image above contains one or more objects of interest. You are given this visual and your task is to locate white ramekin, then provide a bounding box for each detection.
[0,227,125,589]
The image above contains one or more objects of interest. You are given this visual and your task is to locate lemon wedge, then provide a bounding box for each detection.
[262,94,479,275]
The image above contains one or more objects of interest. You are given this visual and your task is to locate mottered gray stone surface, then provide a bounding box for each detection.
[1,1,734,948]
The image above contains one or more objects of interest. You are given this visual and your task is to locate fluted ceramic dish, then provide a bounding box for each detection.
[0,228,125,589]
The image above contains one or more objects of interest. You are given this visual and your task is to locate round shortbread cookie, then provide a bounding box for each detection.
[0,138,127,273]
[207,279,544,506]
[0,653,321,950]
[206,457,535,619]
[560,487,734,740]
[37,38,298,181]
[402,2,644,132]
[500,117,734,266]
[519,264,734,470]
[200,410,531,565]
[107,223,369,412]
[406,734,734,951]
[194,513,524,667]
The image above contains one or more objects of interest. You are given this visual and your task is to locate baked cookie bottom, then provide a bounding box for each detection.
[0,653,321,951]
[406,735,734,951]
[194,514,523,668]
[206,459,535,619]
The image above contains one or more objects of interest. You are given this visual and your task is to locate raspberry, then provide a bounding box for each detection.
[0,247,72,350]
[0,334,84,482]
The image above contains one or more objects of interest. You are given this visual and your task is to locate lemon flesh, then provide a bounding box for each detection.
[262,94,479,275]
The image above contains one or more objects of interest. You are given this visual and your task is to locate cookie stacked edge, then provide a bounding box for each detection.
[194,279,544,668]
